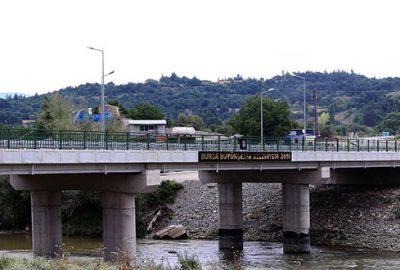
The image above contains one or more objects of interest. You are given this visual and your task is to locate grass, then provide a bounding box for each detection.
[176,252,202,270]
[0,256,117,270]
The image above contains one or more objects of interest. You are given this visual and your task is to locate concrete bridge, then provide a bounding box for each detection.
[1,131,400,262]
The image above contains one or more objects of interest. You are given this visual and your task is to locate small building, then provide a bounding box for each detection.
[22,120,35,127]
[171,126,195,135]
[287,129,316,139]
[126,120,167,134]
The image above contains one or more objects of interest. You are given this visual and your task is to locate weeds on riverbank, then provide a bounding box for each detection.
[176,252,201,270]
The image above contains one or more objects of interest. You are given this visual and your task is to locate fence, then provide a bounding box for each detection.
[0,129,398,152]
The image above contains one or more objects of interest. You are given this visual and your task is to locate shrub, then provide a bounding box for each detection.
[395,208,400,220]
[136,180,183,236]
[176,252,202,270]
[62,191,103,236]
[136,180,184,210]
[0,257,12,270]
[0,176,31,230]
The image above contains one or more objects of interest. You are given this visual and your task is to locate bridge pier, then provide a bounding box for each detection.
[31,191,62,257]
[218,183,243,249]
[10,170,160,263]
[103,192,136,262]
[282,183,310,253]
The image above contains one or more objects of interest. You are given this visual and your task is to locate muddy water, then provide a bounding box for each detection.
[1,234,400,269]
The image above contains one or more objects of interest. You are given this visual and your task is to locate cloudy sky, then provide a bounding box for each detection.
[0,0,399,94]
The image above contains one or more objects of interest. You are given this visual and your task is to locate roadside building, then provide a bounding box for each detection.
[287,129,316,140]
[21,120,35,127]
[125,119,167,134]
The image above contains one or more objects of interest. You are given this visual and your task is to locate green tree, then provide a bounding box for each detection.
[0,176,31,230]
[361,103,383,127]
[328,103,336,124]
[174,113,205,130]
[380,112,400,134]
[319,125,336,138]
[319,112,329,127]
[36,93,74,130]
[228,96,291,137]
[128,102,164,120]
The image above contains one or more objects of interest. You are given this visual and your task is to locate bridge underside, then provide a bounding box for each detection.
[5,151,400,260]
[10,170,160,261]
[199,167,400,253]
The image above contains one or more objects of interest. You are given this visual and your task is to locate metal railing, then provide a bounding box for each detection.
[0,129,398,152]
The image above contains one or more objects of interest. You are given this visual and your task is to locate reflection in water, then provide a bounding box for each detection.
[218,249,241,266]
[1,234,400,269]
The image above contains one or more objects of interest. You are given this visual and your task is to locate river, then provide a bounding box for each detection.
[1,234,400,269]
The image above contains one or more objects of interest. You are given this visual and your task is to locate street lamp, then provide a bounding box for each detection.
[261,87,274,145]
[289,73,306,137]
[87,46,114,133]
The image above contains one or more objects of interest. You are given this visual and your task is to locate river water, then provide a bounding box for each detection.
[1,234,400,269]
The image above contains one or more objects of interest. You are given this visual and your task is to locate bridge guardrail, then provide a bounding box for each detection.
[0,128,398,152]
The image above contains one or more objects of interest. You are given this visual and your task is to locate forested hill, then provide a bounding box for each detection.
[2,71,400,129]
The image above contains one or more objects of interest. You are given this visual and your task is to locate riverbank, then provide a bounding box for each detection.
[153,180,400,251]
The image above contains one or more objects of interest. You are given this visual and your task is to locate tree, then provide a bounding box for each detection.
[318,112,335,138]
[36,93,74,130]
[318,112,329,127]
[0,176,31,230]
[380,112,400,134]
[174,113,205,130]
[128,102,164,120]
[228,96,291,137]
[328,103,336,124]
[361,104,383,127]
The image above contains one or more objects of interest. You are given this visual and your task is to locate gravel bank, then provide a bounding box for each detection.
[153,180,400,251]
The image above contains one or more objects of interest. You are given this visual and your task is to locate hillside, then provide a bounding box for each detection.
[1,71,400,132]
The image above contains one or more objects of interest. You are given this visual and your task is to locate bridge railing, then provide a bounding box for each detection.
[0,128,398,152]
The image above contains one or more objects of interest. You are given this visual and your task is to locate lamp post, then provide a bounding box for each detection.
[87,46,114,133]
[290,73,306,137]
[261,87,274,145]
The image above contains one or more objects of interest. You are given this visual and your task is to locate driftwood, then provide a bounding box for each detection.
[146,209,163,233]
[154,224,188,239]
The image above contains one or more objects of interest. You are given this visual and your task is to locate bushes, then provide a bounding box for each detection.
[136,180,183,211]
[62,191,103,236]
[136,180,183,237]
[176,252,202,270]
[0,176,31,230]
[0,177,183,237]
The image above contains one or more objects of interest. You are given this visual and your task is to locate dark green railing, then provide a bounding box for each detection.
[0,129,398,152]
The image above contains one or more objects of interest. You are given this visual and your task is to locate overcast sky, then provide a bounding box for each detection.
[1,0,399,94]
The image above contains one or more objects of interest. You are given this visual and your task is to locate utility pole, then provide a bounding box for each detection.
[312,90,318,136]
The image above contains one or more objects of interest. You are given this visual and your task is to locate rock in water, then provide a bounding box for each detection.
[154,224,188,239]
